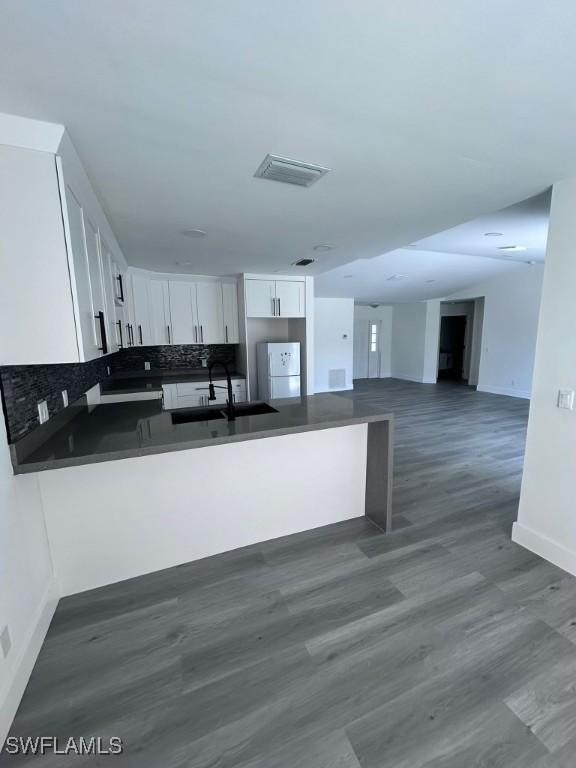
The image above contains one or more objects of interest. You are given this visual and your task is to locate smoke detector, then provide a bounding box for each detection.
[254,154,331,187]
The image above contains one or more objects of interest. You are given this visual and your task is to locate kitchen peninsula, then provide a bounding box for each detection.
[12,394,393,596]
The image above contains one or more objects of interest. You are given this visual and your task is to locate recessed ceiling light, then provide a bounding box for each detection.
[313,244,335,252]
[387,274,408,281]
[525,260,536,265]
[498,245,527,252]
[484,232,503,237]
[181,228,207,238]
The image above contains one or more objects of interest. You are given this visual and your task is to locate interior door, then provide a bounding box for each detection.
[245,279,276,317]
[275,280,305,317]
[169,281,195,344]
[367,320,381,378]
[196,281,224,343]
[221,281,239,343]
[148,280,171,345]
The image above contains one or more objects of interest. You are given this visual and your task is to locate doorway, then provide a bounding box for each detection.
[438,315,467,381]
[353,319,381,379]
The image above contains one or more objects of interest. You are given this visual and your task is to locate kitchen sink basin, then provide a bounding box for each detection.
[232,402,278,416]
[171,408,225,424]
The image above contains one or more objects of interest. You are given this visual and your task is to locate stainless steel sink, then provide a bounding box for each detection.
[171,408,225,424]
[232,402,278,416]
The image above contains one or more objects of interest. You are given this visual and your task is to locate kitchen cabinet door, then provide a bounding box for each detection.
[99,236,119,353]
[275,280,305,318]
[221,281,239,343]
[132,274,151,346]
[149,280,171,345]
[64,187,100,359]
[169,281,196,344]
[245,279,276,317]
[196,281,224,343]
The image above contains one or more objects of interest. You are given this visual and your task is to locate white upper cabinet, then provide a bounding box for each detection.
[63,186,99,359]
[132,273,152,346]
[168,281,195,344]
[245,279,306,318]
[222,281,239,343]
[196,281,224,344]
[275,280,305,318]
[245,279,276,318]
[148,279,172,345]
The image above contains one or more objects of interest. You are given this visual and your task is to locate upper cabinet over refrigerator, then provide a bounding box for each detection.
[245,279,305,318]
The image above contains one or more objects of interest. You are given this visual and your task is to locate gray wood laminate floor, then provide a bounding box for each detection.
[4,380,576,767]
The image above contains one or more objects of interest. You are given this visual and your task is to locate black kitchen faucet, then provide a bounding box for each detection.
[208,361,236,421]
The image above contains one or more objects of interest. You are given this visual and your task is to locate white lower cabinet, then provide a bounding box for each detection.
[162,380,246,410]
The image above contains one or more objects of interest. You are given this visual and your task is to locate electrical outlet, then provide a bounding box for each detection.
[1,626,11,658]
[37,400,49,424]
[107,366,111,376]
[144,361,151,371]
[62,390,68,407]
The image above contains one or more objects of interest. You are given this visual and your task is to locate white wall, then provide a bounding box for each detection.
[391,300,440,383]
[353,305,393,379]
[314,298,354,392]
[448,264,544,398]
[513,178,576,576]
[0,418,57,745]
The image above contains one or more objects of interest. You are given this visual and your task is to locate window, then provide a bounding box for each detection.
[370,323,378,353]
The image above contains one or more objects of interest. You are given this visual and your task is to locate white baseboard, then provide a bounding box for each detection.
[0,580,58,747]
[512,522,576,578]
[391,374,434,384]
[477,384,531,399]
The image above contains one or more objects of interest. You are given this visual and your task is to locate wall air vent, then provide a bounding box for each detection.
[254,154,331,187]
[292,258,316,267]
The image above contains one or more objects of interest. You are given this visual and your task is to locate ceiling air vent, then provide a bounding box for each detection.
[293,258,315,267]
[254,154,331,187]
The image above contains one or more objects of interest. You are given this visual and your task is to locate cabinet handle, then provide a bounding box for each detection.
[129,324,134,345]
[94,311,108,354]
[116,273,124,302]
[138,325,143,345]
[117,320,123,348]
[200,325,204,343]
[167,325,171,344]
[271,297,275,316]
[193,325,197,343]
[278,298,281,317]
[225,324,228,343]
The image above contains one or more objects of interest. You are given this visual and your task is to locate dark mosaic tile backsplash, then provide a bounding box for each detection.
[0,344,237,444]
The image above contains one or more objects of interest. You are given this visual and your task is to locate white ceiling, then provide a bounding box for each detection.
[411,191,551,264]
[0,1,572,277]
[315,190,551,302]
[314,248,539,304]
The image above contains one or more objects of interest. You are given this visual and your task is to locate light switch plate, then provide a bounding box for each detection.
[62,390,68,407]
[1,626,11,658]
[144,361,151,371]
[37,400,49,424]
[557,389,575,410]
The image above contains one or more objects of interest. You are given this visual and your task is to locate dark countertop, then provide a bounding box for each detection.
[13,394,393,474]
[101,369,246,394]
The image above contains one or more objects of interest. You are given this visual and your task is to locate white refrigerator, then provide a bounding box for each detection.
[257,342,301,399]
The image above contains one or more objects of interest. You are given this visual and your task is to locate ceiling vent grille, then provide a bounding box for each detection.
[254,154,331,187]
[292,258,315,267]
